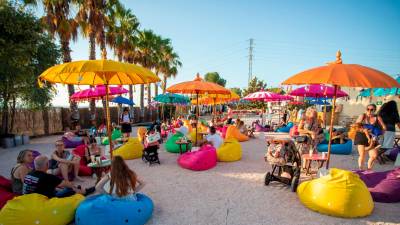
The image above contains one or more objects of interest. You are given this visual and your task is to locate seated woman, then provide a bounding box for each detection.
[49,140,83,182]
[74,124,90,144]
[331,129,346,144]
[10,150,34,194]
[84,137,104,164]
[95,156,145,199]
[238,121,254,138]
[298,107,324,151]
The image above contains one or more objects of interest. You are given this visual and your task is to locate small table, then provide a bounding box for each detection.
[88,159,112,183]
[302,154,328,175]
[175,140,192,154]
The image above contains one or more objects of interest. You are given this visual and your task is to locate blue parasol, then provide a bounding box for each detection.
[110,96,135,105]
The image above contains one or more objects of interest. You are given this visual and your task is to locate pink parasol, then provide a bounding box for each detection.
[70,85,128,101]
[243,90,281,101]
[289,84,348,98]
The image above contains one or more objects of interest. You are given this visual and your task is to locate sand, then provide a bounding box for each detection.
[0,127,399,225]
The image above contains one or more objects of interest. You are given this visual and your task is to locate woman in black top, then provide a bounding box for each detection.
[378,100,400,154]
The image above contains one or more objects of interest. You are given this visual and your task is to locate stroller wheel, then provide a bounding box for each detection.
[291,176,299,192]
[264,172,271,186]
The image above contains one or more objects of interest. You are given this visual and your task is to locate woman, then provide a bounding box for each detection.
[378,101,400,152]
[120,107,133,138]
[10,150,34,194]
[95,156,145,199]
[298,107,324,150]
[49,140,82,182]
[355,104,386,170]
[84,137,104,164]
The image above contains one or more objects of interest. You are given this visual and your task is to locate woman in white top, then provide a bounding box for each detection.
[120,107,132,138]
[96,156,145,199]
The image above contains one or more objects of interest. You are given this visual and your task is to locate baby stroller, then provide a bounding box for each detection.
[142,145,160,166]
[264,139,301,192]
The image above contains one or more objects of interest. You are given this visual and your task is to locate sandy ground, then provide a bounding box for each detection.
[0,127,399,225]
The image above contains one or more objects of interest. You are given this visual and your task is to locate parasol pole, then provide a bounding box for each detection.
[105,83,113,157]
[213,97,217,117]
[196,91,199,146]
[323,97,327,128]
[326,85,338,169]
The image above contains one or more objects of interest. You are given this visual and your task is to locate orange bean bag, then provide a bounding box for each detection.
[225,125,249,142]
[137,127,147,143]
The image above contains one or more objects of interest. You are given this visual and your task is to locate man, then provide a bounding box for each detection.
[204,126,223,149]
[23,155,89,198]
[49,140,83,182]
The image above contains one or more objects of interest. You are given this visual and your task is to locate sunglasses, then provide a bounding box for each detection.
[55,144,64,147]
[367,108,375,111]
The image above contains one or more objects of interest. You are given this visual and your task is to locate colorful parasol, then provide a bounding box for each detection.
[282,51,400,168]
[289,84,348,98]
[110,96,135,106]
[70,85,128,101]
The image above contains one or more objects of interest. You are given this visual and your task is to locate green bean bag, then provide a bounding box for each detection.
[102,129,122,145]
[165,132,192,153]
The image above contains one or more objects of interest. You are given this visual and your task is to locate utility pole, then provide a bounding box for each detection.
[248,38,254,86]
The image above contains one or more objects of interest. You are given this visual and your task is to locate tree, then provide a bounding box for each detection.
[0,1,60,135]
[25,0,79,124]
[242,77,267,97]
[204,72,226,87]
[156,40,181,94]
[267,87,285,94]
[230,87,242,97]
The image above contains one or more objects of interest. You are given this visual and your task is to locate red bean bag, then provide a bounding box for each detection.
[0,176,16,209]
[221,126,228,139]
[354,168,400,203]
[72,145,93,176]
[177,145,217,171]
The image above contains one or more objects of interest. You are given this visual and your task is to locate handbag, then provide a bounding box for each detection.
[146,132,161,144]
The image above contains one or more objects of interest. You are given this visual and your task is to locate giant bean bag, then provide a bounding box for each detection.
[225,125,249,142]
[62,136,83,148]
[189,130,203,143]
[388,147,399,161]
[354,168,400,203]
[317,140,352,155]
[0,176,16,209]
[102,129,122,145]
[276,122,294,133]
[178,145,217,171]
[113,137,143,160]
[217,138,242,162]
[297,168,374,218]
[183,120,192,133]
[165,132,192,153]
[137,127,148,143]
[221,126,228,138]
[75,193,153,225]
[72,145,93,176]
[254,123,268,132]
[0,193,84,225]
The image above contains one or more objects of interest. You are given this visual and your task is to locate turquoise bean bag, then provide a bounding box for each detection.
[165,132,192,153]
[317,140,353,155]
[276,122,294,133]
[75,194,153,225]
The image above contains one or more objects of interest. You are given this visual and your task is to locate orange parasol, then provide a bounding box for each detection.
[282,51,400,168]
[167,73,230,144]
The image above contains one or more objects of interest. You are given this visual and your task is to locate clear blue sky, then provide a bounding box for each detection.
[43,0,400,106]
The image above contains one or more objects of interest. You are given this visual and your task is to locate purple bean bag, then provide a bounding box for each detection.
[354,168,400,203]
[254,123,269,132]
[28,150,41,169]
[62,136,84,148]
[388,147,399,161]
[177,145,217,171]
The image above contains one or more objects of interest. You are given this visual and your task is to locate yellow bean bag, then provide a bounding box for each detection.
[113,137,143,160]
[199,124,209,133]
[183,120,192,133]
[0,193,84,225]
[137,127,147,143]
[225,125,249,142]
[297,168,374,218]
[217,138,242,162]
[189,130,203,143]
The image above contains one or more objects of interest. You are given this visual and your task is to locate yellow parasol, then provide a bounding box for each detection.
[38,54,160,156]
[282,51,400,168]
[191,91,239,114]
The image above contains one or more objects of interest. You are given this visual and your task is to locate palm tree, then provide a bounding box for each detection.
[157,43,182,94]
[25,0,79,123]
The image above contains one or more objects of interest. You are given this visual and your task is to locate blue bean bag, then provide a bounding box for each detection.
[276,122,294,133]
[317,140,352,155]
[75,194,153,225]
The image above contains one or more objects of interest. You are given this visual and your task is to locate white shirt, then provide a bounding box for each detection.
[122,114,130,123]
[206,133,223,149]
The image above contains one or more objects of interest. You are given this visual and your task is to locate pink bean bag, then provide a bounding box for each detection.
[72,145,93,176]
[0,176,16,209]
[254,123,268,132]
[63,136,84,148]
[177,145,217,171]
